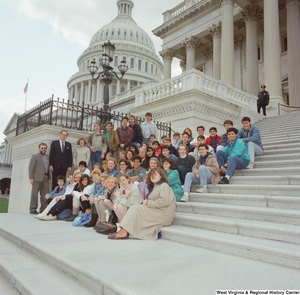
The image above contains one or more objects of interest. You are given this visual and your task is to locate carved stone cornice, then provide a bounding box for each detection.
[154,101,238,123]
[234,35,243,49]
[153,0,220,37]
[241,2,263,22]
[208,22,222,38]
[182,36,200,50]
[159,48,176,61]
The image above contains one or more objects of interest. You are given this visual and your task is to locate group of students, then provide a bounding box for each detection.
[33,114,263,240]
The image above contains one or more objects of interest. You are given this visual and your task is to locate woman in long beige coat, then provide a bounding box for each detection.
[108,167,176,240]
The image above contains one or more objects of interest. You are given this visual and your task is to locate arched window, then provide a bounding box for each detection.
[138,60,141,70]
[130,58,134,68]
[130,30,133,37]
[123,56,126,62]
[114,56,118,67]
[118,29,121,36]
[151,64,153,74]
[112,29,114,36]
[106,31,109,36]
[124,29,127,36]
[145,62,148,72]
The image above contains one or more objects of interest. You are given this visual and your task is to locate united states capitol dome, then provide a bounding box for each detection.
[89,0,156,53]
[67,0,163,109]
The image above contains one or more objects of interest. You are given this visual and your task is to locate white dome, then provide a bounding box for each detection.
[67,0,163,110]
[89,0,156,53]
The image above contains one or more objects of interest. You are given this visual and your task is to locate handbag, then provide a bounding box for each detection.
[72,212,92,227]
[94,222,117,235]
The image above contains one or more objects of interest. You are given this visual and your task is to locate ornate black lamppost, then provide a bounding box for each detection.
[87,40,128,124]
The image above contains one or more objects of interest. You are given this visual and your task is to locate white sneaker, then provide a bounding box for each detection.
[41,214,57,221]
[35,213,46,219]
[180,193,189,202]
[246,163,254,169]
[196,187,208,193]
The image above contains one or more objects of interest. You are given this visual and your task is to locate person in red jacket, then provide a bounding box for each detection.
[205,127,221,153]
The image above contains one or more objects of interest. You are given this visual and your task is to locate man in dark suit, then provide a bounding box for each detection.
[28,143,50,214]
[49,130,73,189]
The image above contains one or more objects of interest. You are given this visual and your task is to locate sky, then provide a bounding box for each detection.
[0,0,181,143]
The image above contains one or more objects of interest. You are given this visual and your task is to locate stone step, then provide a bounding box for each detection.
[262,141,300,149]
[254,155,299,163]
[0,235,97,295]
[261,132,300,141]
[0,273,21,295]
[188,192,300,210]
[176,202,300,225]
[173,212,300,244]
[261,147,300,156]
[162,225,300,269]
[263,137,300,148]
[253,159,299,168]
[229,175,300,185]
[1,214,300,293]
[191,184,299,196]
[234,167,300,176]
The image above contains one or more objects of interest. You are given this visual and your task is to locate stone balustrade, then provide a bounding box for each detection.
[134,69,257,112]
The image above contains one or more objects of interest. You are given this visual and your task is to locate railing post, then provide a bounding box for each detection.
[49,95,54,125]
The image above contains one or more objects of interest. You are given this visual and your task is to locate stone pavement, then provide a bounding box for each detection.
[0,213,300,295]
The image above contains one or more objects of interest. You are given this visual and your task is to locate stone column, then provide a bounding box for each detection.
[241,3,262,96]
[96,79,101,102]
[80,82,84,105]
[74,84,78,104]
[117,79,121,94]
[87,80,92,103]
[221,0,235,86]
[160,48,175,80]
[182,36,199,71]
[286,0,300,107]
[264,0,284,104]
[208,22,222,80]
[127,79,131,90]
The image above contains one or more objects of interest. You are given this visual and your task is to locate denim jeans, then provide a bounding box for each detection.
[91,151,102,167]
[216,151,248,177]
[183,166,212,193]
[246,142,263,164]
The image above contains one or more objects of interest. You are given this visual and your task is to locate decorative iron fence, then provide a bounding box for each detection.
[16,96,172,139]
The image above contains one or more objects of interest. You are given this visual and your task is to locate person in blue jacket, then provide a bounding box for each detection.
[216,127,250,184]
[238,117,263,169]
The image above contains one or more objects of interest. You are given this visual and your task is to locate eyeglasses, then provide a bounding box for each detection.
[40,148,47,150]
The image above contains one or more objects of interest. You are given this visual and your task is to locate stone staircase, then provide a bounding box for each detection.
[162,112,300,269]
[0,113,300,295]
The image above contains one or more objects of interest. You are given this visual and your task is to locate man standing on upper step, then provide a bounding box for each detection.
[238,117,263,169]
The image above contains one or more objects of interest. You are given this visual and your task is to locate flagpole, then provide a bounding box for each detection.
[24,78,29,112]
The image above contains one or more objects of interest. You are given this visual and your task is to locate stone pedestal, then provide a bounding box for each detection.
[8,125,90,213]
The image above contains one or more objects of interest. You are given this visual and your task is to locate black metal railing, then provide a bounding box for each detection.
[16,96,172,139]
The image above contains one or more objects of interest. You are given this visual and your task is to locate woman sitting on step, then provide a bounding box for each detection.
[108,167,176,240]
[94,176,118,223]
[113,174,143,222]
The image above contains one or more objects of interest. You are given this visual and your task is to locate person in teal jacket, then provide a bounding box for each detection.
[216,127,250,184]
[162,158,183,201]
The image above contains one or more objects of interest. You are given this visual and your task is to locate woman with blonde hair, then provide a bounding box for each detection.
[94,176,118,223]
